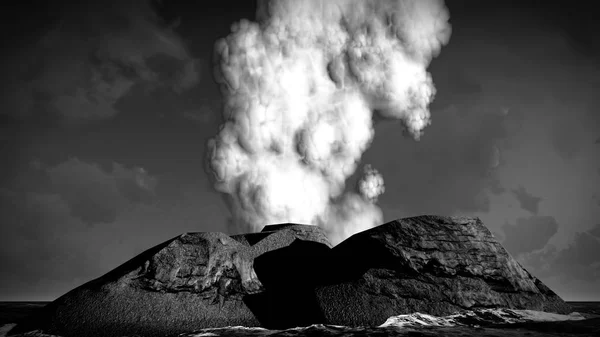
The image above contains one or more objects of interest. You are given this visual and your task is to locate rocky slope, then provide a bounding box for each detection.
[315,216,571,326]
[9,224,331,337]
[8,216,571,336]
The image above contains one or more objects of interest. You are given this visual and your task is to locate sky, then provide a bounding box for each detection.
[0,0,599,302]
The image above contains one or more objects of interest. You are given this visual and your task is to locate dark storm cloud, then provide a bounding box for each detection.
[519,225,600,285]
[588,224,600,238]
[0,0,200,125]
[517,245,558,279]
[0,188,95,298]
[501,216,558,257]
[511,185,542,214]
[0,158,160,299]
[595,136,600,144]
[0,179,228,300]
[552,232,600,282]
[45,158,157,223]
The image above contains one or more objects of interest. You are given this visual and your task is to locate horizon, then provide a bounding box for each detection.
[1,0,599,303]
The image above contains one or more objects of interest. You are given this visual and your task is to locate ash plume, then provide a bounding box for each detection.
[206,0,451,244]
[358,165,385,203]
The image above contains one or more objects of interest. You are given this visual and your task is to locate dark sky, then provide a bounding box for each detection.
[1,0,599,302]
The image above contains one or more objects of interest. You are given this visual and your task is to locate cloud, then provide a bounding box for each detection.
[0,188,95,299]
[549,115,588,161]
[206,0,452,243]
[427,67,483,110]
[518,225,600,285]
[551,232,600,283]
[370,103,508,219]
[0,166,228,300]
[0,0,200,125]
[511,185,542,214]
[501,215,558,257]
[45,158,157,224]
[518,244,558,279]
[589,224,600,238]
[0,158,160,300]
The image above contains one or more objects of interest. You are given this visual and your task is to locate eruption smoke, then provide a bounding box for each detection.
[358,164,385,203]
[206,0,451,245]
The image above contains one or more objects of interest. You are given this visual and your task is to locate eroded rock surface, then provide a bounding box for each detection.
[315,215,571,326]
[9,224,331,337]
[9,216,571,336]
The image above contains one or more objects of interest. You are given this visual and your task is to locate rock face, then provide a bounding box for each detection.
[10,224,331,337]
[10,216,571,336]
[314,215,572,326]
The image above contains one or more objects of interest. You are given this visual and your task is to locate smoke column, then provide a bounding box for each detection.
[206,0,451,245]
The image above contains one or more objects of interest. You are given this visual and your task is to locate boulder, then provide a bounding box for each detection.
[9,224,331,337]
[315,215,572,326]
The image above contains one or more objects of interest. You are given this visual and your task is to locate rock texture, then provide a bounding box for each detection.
[9,224,331,337]
[315,215,572,326]
[9,216,571,336]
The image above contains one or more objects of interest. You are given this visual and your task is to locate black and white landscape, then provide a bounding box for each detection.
[1,0,599,336]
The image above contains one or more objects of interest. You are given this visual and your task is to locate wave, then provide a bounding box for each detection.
[1,308,590,337]
[182,308,588,336]
[378,308,586,328]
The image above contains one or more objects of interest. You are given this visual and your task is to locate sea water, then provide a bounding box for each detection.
[1,305,597,337]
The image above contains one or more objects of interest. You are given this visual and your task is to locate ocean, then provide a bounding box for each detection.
[1,302,599,337]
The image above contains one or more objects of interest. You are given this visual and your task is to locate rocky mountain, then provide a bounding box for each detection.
[8,216,571,337]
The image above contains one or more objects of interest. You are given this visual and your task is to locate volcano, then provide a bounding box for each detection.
[8,215,571,337]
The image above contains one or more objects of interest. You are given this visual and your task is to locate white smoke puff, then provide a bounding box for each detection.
[207,0,451,240]
[358,165,385,202]
[324,193,384,246]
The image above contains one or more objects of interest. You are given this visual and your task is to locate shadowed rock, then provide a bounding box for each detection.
[8,216,571,336]
[9,224,331,337]
[315,215,572,326]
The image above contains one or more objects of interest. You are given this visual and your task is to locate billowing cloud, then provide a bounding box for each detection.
[206,0,451,244]
[0,0,200,125]
[46,158,157,224]
[501,215,558,257]
[357,165,385,203]
[511,185,542,214]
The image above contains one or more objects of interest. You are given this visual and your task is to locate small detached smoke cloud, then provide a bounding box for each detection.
[358,164,385,203]
[206,0,451,244]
